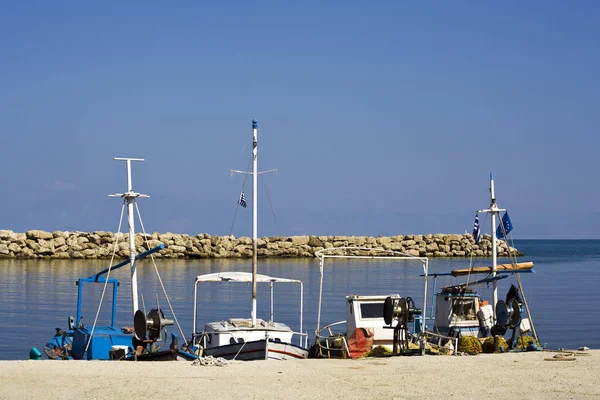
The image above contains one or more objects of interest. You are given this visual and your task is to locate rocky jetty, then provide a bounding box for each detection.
[0,230,522,259]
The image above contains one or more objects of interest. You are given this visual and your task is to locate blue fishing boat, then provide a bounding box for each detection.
[36,158,195,361]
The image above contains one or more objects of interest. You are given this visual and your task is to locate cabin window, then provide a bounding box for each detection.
[451,298,477,320]
[360,303,384,319]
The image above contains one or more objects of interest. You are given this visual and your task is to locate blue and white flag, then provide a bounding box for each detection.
[238,191,247,208]
[495,212,513,239]
[472,215,481,244]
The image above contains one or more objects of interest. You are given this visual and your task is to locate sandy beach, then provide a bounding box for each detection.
[0,350,597,400]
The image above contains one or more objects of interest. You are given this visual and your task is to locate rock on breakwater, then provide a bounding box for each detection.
[0,230,522,259]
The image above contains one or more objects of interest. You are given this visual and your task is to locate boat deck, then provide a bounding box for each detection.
[206,318,292,333]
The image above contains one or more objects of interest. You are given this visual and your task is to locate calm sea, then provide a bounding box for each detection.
[0,239,597,360]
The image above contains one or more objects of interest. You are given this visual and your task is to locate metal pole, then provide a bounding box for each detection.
[299,282,304,347]
[127,201,138,313]
[477,174,506,321]
[317,258,324,335]
[270,281,274,322]
[193,282,198,342]
[126,159,139,314]
[490,173,498,319]
[252,119,258,327]
[431,275,437,320]
[111,158,146,315]
[422,260,428,330]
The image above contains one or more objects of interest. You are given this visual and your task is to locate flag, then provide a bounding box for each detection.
[495,212,513,239]
[238,191,247,208]
[472,215,481,244]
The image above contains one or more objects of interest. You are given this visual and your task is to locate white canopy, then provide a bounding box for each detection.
[194,271,301,284]
[192,271,304,337]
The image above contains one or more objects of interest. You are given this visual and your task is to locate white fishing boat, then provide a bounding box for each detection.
[189,272,307,360]
[310,247,429,358]
[426,173,539,350]
[184,120,309,361]
[310,174,540,358]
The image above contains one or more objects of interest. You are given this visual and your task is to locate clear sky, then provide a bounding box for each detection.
[1,1,598,239]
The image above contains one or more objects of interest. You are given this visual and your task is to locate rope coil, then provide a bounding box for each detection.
[192,355,228,367]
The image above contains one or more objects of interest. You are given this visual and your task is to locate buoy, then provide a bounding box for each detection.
[29,347,42,360]
[527,342,542,352]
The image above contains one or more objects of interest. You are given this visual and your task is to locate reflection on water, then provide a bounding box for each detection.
[0,240,598,359]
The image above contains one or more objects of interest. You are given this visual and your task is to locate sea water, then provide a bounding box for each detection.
[0,239,597,360]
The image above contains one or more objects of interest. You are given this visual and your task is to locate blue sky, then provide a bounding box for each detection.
[1,1,598,239]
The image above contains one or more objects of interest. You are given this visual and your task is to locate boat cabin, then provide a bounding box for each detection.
[345,294,422,351]
[433,286,493,338]
[202,318,295,348]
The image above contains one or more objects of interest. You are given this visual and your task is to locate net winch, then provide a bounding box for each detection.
[382,295,422,355]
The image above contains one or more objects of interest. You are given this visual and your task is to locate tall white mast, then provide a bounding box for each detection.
[478,172,505,320]
[251,119,259,327]
[230,120,277,328]
[110,157,148,314]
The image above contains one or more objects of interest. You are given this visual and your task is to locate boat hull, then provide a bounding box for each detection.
[203,339,308,361]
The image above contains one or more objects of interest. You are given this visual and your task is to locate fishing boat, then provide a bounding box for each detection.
[425,173,539,351]
[36,158,194,361]
[182,120,309,361]
[309,247,429,358]
[186,272,307,360]
[309,174,539,358]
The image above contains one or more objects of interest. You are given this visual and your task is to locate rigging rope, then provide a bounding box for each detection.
[462,212,490,314]
[464,212,480,291]
[500,222,539,343]
[135,202,188,346]
[465,212,495,291]
[228,155,253,236]
[232,340,248,360]
[264,183,280,237]
[84,200,126,355]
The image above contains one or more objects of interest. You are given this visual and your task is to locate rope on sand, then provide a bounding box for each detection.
[192,355,228,367]
[544,353,576,361]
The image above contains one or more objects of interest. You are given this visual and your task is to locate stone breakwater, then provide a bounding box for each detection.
[0,230,522,259]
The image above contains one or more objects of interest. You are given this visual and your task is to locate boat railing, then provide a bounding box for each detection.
[313,320,350,358]
[289,331,309,349]
[189,331,220,349]
[190,330,308,350]
[422,330,458,355]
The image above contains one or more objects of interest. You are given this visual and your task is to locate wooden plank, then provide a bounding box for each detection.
[451,261,534,277]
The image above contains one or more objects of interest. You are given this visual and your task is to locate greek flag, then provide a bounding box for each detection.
[472,215,481,244]
[495,212,513,239]
[238,191,247,208]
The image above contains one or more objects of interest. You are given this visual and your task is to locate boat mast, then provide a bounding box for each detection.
[489,173,499,316]
[478,172,505,320]
[251,119,258,327]
[110,157,148,315]
[231,120,276,327]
